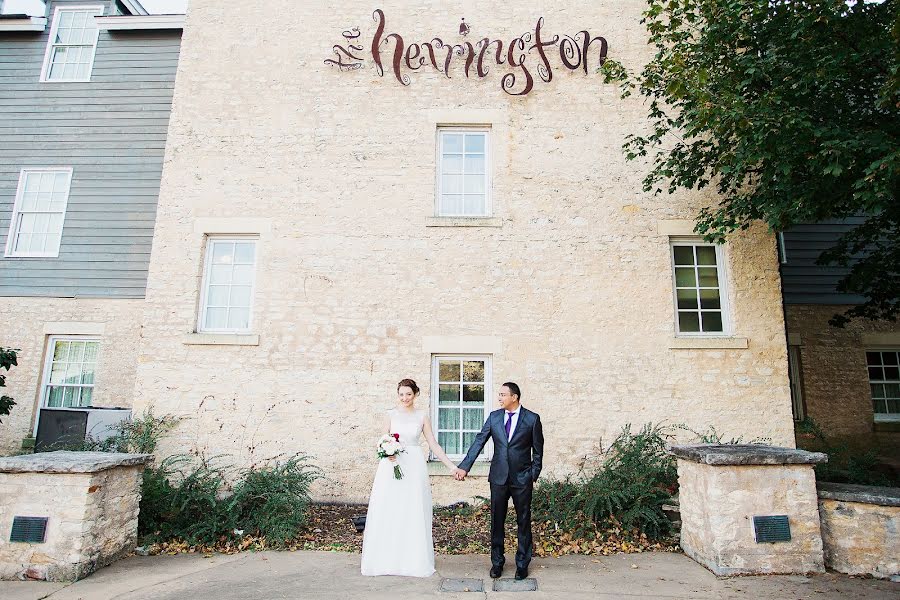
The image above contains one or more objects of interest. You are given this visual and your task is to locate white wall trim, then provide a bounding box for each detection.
[422,336,503,355]
[0,17,47,31]
[42,322,106,336]
[95,15,184,30]
[657,219,697,236]
[193,217,272,235]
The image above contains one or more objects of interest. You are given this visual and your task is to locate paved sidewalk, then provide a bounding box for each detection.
[2,551,897,600]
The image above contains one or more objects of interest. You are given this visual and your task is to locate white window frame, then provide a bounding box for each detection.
[39,5,105,83]
[867,349,900,423]
[430,354,493,462]
[435,127,492,218]
[4,167,73,258]
[197,236,259,334]
[670,239,732,337]
[33,336,101,435]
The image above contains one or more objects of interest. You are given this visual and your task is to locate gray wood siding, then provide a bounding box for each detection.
[0,0,180,298]
[781,217,868,305]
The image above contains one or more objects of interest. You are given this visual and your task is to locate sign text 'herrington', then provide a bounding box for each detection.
[325,9,610,96]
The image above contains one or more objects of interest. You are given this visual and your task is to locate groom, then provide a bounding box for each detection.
[455,382,544,580]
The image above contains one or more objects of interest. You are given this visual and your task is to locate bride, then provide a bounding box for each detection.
[360,378,463,577]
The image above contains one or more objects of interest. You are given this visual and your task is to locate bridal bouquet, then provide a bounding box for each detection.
[377,433,405,480]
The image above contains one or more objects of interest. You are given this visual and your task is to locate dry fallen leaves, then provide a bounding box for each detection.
[143,503,680,558]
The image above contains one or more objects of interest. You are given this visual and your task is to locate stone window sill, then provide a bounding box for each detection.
[669,337,749,350]
[182,333,260,346]
[427,462,490,477]
[425,217,502,228]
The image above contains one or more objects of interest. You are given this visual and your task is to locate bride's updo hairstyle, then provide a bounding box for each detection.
[397,378,420,396]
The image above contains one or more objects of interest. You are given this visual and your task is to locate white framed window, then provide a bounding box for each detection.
[40,5,104,82]
[40,337,99,409]
[436,128,491,217]
[671,240,730,336]
[867,350,900,422]
[198,237,258,333]
[4,168,72,258]
[431,355,492,461]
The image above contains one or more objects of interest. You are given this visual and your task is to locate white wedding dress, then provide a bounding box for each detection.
[360,408,436,577]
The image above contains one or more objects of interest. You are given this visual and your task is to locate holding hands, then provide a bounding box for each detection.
[454,468,467,481]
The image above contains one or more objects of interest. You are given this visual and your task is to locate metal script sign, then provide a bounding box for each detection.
[324,9,609,96]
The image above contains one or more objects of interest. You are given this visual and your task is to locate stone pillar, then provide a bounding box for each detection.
[0,451,152,581]
[671,444,828,576]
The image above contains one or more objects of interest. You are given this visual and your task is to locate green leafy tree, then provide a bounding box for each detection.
[605,0,899,325]
[0,347,18,423]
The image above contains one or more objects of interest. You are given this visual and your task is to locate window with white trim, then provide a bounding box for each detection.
[41,337,99,408]
[41,5,104,82]
[671,241,729,335]
[5,168,72,257]
[436,128,490,217]
[431,355,491,460]
[198,237,258,333]
[867,350,900,421]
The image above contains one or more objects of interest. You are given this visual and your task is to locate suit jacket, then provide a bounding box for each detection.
[458,406,544,487]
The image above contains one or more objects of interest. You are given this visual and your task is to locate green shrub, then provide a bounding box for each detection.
[796,418,896,486]
[91,409,179,454]
[674,423,771,445]
[0,347,19,424]
[139,455,232,545]
[139,454,322,547]
[225,454,323,547]
[534,423,677,540]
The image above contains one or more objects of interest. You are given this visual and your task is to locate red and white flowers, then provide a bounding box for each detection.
[377,433,405,480]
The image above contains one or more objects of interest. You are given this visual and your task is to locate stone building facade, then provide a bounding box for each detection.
[128,0,795,503]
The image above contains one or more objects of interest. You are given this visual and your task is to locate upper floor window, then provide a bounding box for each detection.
[4,168,72,258]
[40,6,104,82]
[671,241,729,335]
[198,237,258,333]
[867,350,899,422]
[437,128,490,217]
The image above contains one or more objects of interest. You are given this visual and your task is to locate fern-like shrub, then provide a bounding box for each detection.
[533,424,677,540]
[139,454,323,546]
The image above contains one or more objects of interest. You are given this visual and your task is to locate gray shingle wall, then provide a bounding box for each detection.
[0,0,180,297]
[781,217,868,305]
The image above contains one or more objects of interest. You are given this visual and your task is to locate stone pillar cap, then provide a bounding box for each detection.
[0,451,153,474]
[670,444,828,465]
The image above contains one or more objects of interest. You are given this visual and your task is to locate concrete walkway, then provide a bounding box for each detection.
[2,551,897,600]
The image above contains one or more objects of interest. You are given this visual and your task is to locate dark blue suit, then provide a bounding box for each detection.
[458,406,544,570]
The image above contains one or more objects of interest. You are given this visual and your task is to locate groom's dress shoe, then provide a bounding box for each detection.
[515,567,528,580]
[489,565,503,578]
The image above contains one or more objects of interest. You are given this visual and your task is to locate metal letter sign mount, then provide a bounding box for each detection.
[753,515,792,543]
[324,9,609,96]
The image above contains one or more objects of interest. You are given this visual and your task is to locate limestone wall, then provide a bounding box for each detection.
[0,298,144,455]
[131,0,796,504]
[818,483,900,579]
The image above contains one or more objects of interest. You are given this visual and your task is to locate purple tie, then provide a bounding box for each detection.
[505,411,514,439]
